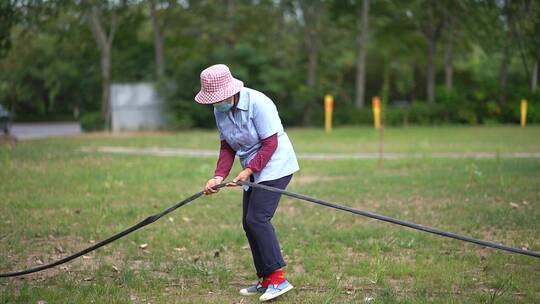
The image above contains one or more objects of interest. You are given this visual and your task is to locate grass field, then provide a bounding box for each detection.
[1,126,539,303]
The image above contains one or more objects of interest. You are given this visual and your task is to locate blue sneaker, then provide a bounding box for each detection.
[259,280,294,301]
[239,282,267,296]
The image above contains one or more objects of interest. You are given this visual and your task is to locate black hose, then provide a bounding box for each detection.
[0,183,228,278]
[239,181,540,259]
[1,180,538,278]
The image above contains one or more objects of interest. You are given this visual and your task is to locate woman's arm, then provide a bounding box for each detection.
[214,139,236,179]
[246,133,278,173]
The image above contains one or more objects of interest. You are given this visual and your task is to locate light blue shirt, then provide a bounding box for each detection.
[214,87,299,187]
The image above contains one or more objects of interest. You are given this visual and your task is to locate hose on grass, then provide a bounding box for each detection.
[1,181,538,278]
[240,181,539,259]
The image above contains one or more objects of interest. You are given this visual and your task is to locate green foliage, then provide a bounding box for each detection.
[333,105,372,126]
[526,101,540,123]
[80,111,105,131]
[0,1,16,58]
[0,1,538,126]
[332,98,540,127]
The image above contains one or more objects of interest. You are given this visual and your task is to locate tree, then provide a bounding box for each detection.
[442,1,470,92]
[355,0,369,109]
[443,1,456,90]
[298,0,324,125]
[149,0,165,79]
[2,0,539,126]
[414,1,446,104]
[148,0,180,79]
[533,48,539,92]
[82,0,119,130]
[507,0,540,92]
[499,0,512,104]
[0,1,17,59]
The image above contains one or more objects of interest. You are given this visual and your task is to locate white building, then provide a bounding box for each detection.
[110,83,167,132]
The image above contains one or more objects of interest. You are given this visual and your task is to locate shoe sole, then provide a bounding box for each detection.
[259,284,294,302]
[239,290,263,296]
[240,287,266,296]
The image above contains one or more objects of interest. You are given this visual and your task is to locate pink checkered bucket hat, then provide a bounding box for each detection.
[195,64,244,104]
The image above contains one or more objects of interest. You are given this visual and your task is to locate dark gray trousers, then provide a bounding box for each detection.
[242,174,292,278]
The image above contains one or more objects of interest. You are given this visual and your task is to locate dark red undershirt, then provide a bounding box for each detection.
[214,133,278,178]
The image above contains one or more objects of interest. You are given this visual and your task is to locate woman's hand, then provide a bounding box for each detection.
[228,168,253,187]
[204,176,224,195]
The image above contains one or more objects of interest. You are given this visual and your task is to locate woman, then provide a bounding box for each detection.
[196,64,299,302]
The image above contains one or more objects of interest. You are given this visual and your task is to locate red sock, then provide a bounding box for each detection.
[260,276,271,288]
[261,269,286,287]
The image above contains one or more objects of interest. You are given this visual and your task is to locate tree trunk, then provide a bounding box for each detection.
[499,44,509,105]
[303,28,317,126]
[226,0,235,17]
[301,2,319,126]
[149,0,165,79]
[420,4,444,104]
[85,4,116,130]
[498,0,511,105]
[426,37,436,104]
[225,0,235,46]
[444,42,453,90]
[532,48,539,92]
[444,15,454,90]
[355,0,369,109]
[100,46,112,128]
[43,91,50,116]
[306,35,318,89]
[411,63,421,102]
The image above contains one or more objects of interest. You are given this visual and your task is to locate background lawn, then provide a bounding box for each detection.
[1,126,539,303]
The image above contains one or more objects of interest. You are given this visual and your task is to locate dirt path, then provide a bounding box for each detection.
[12,122,81,140]
[82,146,540,160]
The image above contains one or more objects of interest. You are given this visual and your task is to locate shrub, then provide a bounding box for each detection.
[80,112,105,132]
[333,105,372,125]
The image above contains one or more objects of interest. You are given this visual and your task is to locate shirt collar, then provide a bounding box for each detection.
[235,88,248,111]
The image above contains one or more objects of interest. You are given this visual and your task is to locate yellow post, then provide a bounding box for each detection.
[324,94,334,133]
[372,96,381,129]
[521,99,527,128]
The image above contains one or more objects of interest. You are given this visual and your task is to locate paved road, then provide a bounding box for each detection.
[82,146,540,160]
[11,122,81,140]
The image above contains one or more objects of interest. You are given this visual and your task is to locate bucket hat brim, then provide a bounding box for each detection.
[195,78,244,105]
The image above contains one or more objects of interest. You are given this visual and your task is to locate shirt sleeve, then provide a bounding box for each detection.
[246,133,278,173]
[252,98,283,140]
[214,140,236,178]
